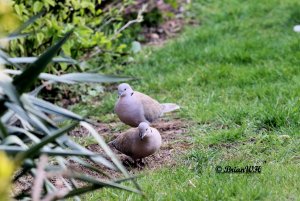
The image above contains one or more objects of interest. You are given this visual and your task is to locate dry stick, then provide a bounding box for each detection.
[32,155,69,201]
[80,4,148,61]
[111,4,147,40]
[32,155,48,201]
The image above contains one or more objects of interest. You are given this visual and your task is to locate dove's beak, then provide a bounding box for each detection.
[139,131,144,140]
[118,91,123,96]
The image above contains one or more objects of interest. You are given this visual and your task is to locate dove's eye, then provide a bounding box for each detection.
[146,128,148,131]
[124,88,127,90]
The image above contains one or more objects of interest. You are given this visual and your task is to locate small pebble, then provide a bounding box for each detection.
[293,25,300,32]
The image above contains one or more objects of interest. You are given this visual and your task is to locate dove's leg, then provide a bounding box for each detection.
[135,159,145,169]
[122,156,136,168]
[139,158,146,166]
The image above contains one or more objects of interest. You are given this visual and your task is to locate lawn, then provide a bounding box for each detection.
[77,0,300,200]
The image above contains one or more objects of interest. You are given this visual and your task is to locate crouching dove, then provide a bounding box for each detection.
[115,83,180,127]
[108,122,162,162]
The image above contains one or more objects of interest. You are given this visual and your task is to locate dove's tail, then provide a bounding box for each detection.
[161,103,180,113]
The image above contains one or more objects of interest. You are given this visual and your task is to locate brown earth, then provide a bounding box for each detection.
[13,117,192,197]
[70,117,192,173]
[91,118,191,170]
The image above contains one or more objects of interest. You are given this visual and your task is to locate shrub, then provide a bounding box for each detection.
[9,0,136,72]
[0,9,141,200]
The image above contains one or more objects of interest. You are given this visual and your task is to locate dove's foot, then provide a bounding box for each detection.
[122,156,135,168]
[134,158,147,169]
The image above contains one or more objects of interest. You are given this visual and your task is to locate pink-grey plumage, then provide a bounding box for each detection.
[108,122,162,160]
[114,83,180,127]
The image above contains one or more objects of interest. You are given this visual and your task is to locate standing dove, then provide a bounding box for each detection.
[115,83,180,127]
[108,122,162,161]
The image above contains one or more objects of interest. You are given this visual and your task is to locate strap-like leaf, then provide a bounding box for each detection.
[2,135,28,148]
[60,73,133,83]
[7,126,40,143]
[16,122,78,162]
[0,57,77,65]
[69,156,112,179]
[12,30,73,94]
[0,146,100,157]
[0,33,29,41]
[57,135,117,170]
[0,79,22,106]
[0,49,22,69]
[27,95,84,121]
[0,120,8,138]
[9,10,45,37]
[80,122,142,191]
[62,173,142,199]
[5,69,76,84]
[21,95,57,128]
[4,102,50,134]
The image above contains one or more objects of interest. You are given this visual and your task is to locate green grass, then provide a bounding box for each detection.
[76,0,300,200]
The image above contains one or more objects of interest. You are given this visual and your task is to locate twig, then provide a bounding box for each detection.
[79,4,147,61]
[111,4,147,40]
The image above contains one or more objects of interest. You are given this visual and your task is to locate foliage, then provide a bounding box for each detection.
[0,13,141,200]
[9,0,135,73]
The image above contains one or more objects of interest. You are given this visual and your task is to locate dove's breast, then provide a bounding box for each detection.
[130,130,162,159]
[115,96,147,127]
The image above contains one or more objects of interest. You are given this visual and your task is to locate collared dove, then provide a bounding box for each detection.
[114,83,180,127]
[108,122,162,161]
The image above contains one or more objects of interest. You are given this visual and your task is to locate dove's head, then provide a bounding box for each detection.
[138,122,150,140]
[117,83,133,97]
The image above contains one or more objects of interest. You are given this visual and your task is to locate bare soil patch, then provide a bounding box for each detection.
[13,117,192,196]
[72,117,192,172]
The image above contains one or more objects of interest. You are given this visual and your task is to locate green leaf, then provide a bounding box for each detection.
[2,57,77,64]
[2,135,27,147]
[36,32,44,44]
[14,4,22,16]
[80,122,142,191]
[27,95,85,122]
[7,126,40,143]
[21,95,57,127]
[12,30,73,94]
[9,10,45,37]
[60,73,134,83]
[0,146,100,157]
[47,0,56,6]
[5,70,75,84]
[62,173,142,199]
[62,40,72,56]
[0,77,22,106]
[0,120,8,138]
[0,33,29,41]
[0,49,22,69]
[16,122,78,162]
[69,157,112,179]
[33,1,43,13]
[59,136,117,170]
[4,102,50,134]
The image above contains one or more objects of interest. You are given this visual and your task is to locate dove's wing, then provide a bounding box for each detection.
[110,128,137,157]
[135,91,162,123]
